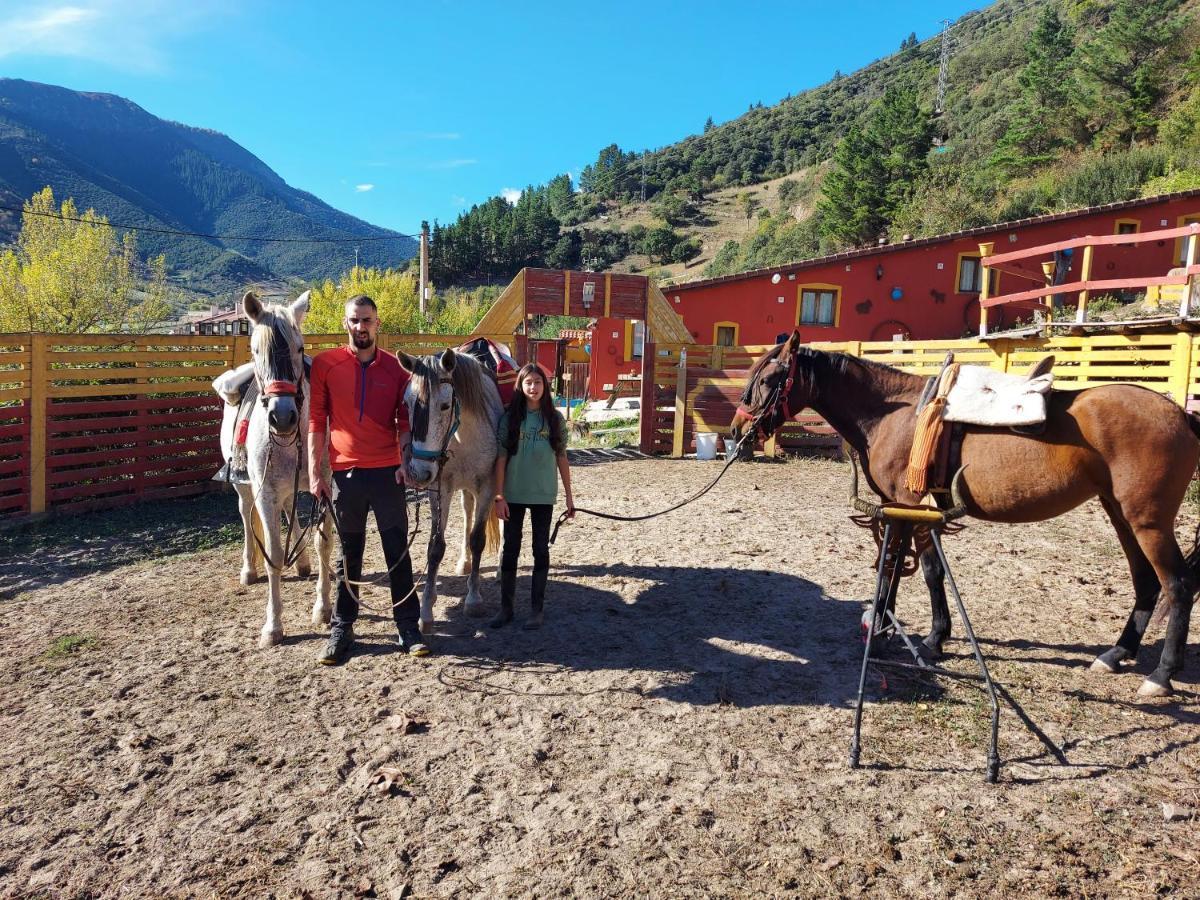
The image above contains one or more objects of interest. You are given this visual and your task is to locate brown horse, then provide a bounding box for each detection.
[731,330,1200,698]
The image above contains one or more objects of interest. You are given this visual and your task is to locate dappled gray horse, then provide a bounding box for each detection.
[219,291,333,646]
[397,348,503,632]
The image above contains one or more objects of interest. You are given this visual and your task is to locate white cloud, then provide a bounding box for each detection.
[0,1,229,72]
[501,188,521,204]
[451,195,466,206]
[427,158,478,170]
[355,183,375,193]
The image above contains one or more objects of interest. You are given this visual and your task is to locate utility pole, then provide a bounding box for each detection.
[419,221,430,316]
[354,246,360,270]
[935,19,952,116]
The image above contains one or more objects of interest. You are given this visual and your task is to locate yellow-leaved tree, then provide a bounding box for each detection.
[0,187,173,333]
[303,266,493,336]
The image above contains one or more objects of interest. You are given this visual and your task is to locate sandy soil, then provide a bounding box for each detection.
[1,454,1199,898]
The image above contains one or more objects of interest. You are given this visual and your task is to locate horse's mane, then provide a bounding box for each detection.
[745,343,920,404]
[249,304,301,357]
[409,350,502,420]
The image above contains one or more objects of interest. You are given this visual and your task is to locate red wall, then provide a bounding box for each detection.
[587,316,641,397]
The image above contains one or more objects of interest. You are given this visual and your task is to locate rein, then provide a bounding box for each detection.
[549,426,755,545]
[411,378,461,465]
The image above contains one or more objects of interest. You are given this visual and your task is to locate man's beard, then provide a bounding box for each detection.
[351,332,374,350]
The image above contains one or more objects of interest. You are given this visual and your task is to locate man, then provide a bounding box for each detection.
[309,294,428,664]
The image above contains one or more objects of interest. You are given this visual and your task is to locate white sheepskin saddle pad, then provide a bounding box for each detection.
[943,365,1053,427]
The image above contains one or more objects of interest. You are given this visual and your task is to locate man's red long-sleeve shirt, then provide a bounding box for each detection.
[309,346,410,471]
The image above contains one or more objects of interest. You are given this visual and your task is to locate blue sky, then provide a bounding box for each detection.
[1,0,986,236]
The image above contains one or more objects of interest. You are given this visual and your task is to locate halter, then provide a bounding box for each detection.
[410,377,461,465]
[737,349,798,437]
[256,324,304,409]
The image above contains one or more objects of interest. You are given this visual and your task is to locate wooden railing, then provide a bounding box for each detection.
[639,333,1200,458]
[0,331,509,521]
[978,223,1200,335]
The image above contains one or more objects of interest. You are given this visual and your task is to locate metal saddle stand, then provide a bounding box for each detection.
[848,502,1002,783]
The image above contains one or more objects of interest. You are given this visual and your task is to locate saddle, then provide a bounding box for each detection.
[907,353,1055,497]
[457,337,518,404]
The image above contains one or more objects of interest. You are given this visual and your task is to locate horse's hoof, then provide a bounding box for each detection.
[311,607,331,627]
[419,618,434,635]
[455,560,472,576]
[522,613,544,631]
[1137,678,1172,699]
[240,570,261,586]
[296,564,312,579]
[259,630,283,648]
[1090,657,1118,674]
[917,640,944,662]
[463,599,486,618]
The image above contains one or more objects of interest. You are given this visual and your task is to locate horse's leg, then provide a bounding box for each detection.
[456,490,474,575]
[1092,498,1161,674]
[420,489,450,634]
[294,513,312,579]
[257,494,286,648]
[236,484,261,586]
[1128,525,1194,698]
[462,490,490,618]
[919,546,951,659]
[311,508,333,627]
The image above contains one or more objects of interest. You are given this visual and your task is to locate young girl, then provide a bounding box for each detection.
[492,363,574,630]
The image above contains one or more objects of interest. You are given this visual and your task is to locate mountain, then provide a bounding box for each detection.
[0,79,415,294]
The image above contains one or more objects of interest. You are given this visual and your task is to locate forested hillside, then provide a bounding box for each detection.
[431,0,1200,287]
[0,79,415,295]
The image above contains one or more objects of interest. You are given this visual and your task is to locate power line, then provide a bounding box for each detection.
[0,203,421,244]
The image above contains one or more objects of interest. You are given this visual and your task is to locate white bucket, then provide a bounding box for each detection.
[695,432,718,460]
[723,438,738,459]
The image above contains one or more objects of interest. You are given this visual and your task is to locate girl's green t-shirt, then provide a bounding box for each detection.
[497,410,567,505]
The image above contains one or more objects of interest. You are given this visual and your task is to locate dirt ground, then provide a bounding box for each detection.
[2,453,1199,898]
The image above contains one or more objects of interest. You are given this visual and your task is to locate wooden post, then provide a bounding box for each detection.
[978,242,994,337]
[1041,260,1056,325]
[29,333,47,515]
[1078,244,1095,323]
[639,342,657,454]
[1170,332,1193,407]
[1180,232,1198,319]
[671,348,687,458]
[419,221,430,316]
[845,340,861,357]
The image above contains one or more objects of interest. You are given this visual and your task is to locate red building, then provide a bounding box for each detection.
[583,190,1200,395]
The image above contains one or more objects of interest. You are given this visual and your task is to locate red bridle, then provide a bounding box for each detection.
[264,380,298,397]
[737,350,798,436]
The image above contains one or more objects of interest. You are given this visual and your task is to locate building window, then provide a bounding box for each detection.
[1114,219,1140,235]
[797,285,839,326]
[955,255,1000,294]
[632,320,645,358]
[1177,214,1200,264]
[713,321,739,346]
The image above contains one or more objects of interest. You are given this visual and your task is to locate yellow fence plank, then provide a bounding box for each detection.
[0,386,31,403]
[49,365,228,381]
[47,382,217,399]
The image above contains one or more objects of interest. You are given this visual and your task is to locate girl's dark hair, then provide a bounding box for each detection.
[503,364,565,455]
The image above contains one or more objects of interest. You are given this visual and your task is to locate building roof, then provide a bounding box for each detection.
[666,189,1200,294]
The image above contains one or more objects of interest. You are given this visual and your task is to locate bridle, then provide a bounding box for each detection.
[736,349,798,439]
[410,375,461,466]
[256,324,305,412]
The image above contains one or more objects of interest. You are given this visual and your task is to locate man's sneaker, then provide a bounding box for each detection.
[397,626,430,658]
[317,624,353,665]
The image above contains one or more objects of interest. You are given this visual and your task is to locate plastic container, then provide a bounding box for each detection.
[724,438,738,459]
[695,432,718,460]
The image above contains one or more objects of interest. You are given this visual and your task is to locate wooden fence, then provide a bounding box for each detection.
[0,332,507,521]
[639,332,1200,458]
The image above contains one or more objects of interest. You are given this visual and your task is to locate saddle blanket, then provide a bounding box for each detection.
[457,337,518,405]
[943,365,1052,427]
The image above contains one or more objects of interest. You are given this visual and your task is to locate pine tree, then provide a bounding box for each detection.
[1078,0,1184,144]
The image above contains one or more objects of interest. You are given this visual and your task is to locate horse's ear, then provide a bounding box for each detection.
[396,351,416,372]
[786,329,802,355]
[242,291,263,322]
[289,290,310,328]
[440,348,456,372]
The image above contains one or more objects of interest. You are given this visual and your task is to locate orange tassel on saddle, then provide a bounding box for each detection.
[906,363,959,496]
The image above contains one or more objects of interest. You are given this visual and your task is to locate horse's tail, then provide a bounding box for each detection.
[1186,410,1200,442]
[485,503,501,555]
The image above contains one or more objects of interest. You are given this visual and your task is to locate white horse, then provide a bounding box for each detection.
[397,348,503,632]
[216,291,333,647]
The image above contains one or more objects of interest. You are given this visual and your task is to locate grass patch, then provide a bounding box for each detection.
[45,633,97,658]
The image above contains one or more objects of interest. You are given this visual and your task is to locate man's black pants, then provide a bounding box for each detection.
[330,465,416,630]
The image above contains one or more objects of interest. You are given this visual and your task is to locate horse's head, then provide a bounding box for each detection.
[730,330,806,457]
[244,289,309,437]
[398,347,459,488]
